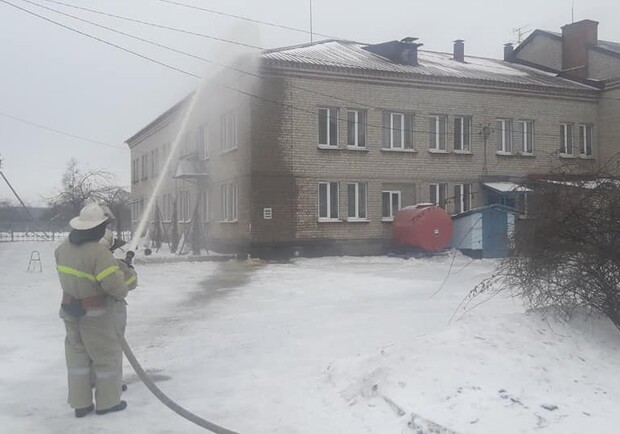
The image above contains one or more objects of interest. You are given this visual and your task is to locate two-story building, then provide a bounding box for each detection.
[126,19,618,258]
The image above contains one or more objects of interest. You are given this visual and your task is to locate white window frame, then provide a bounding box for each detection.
[390,113,405,149]
[201,189,210,222]
[381,190,401,221]
[497,119,512,154]
[221,111,238,152]
[453,116,471,152]
[200,124,209,160]
[454,183,472,214]
[347,110,366,148]
[347,182,368,221]
[318,108,338,147]
[429,183,447,208]
[579,124,593,157]
[429,115,447,151]
[318,182,340,221]
[517,120,534,155]
[560,123,574,156]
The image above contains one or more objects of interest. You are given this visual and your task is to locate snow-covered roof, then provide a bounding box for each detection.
[263,40,597,91]
[482,182,532,194]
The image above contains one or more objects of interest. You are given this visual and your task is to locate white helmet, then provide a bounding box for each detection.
[69,203,108,230]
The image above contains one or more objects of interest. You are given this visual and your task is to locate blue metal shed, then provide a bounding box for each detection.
[451,205,518,258]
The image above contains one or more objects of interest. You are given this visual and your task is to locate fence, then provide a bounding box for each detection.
[0,231,132,242]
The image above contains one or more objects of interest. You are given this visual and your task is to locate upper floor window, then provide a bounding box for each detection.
[199,124,209,159]
[382,112,414,150]
[560,123,574,156]
[220,183,238,222]
[579,124,593,157]
[318,108,338,147]
[381,190,401,221]
[454,183,472,214]
[318,182,339,220]
[515,120,534,155]
[496,119,512,153]
[430,183,448,208]
[131,159,139,184]
[429,115,447,151]
[453,116,471,152]
[141,153,149,181]
[221,111,238,152]
[347,182,367,220]
[347,110,366,148]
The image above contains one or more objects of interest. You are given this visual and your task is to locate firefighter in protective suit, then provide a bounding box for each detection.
[55,203,129,417]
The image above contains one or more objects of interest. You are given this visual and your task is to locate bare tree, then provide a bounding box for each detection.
[98,187,132,238]
[467,171,620,328]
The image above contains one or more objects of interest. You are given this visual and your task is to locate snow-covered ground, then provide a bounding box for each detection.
[1,241,619,433]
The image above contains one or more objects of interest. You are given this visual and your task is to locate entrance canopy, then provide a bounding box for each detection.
[482,182,531,194]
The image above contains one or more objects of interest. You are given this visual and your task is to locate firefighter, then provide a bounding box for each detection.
[55,203,129,417]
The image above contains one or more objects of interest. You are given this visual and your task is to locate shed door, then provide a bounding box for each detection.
[482,210,508,258]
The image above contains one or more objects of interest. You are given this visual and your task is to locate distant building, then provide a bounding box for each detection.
[126,19,619,258]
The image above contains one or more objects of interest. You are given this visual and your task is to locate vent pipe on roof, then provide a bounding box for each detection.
[400,37,423,66]
[453,39,465,62]
[503,43,514,61]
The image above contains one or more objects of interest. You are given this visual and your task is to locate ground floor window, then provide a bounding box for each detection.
[454,183,472,214]
[220,183,238,222]
[430,183,448,208]
[318,182,339,220]
[178,190,191,222]
[347,182,367,220]
[201,188,210,222]
[381,190,401,221]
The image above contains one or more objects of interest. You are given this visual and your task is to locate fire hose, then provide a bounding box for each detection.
[119,250,240,434]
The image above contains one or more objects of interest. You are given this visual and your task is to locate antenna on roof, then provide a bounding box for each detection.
[512,25,531,44]
[309,0,314,44]
[571,1,575,23]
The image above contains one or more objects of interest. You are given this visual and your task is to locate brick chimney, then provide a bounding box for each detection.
[399,37,423,66]
[503,43,514,61]
[561,19,598,79]
[453,40,465,62]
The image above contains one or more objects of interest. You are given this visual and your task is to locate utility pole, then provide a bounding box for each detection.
[0,157,50,239]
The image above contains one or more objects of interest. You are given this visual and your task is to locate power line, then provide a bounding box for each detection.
[7,0,620,149]
[0,110,125,149]
[14,0,620,145]
[158,0,336,40]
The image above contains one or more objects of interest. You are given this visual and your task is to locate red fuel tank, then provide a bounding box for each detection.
[392,204,453,252]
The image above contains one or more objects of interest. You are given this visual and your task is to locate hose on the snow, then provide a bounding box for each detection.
[120,336,241,434]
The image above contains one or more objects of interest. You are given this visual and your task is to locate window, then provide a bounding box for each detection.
[347,182,367,220]
[453,116,471,152]
[131,159,139,184]
[199,124,209,159]
[201,189,210,222]
[151,150,156,178]
[579,124,593,157]
[221,111,238,151]
[515,120,534,154]
[429,183,447,208]
[429,115,447,151]
[454,184,472,214]
[496,119,512,153]
[382,112,414,149]
[318,108,338,147]
[560,123,574,155]
[131,200,139,223]
[347,110,366,148]
[141,153,149,180]
[178,190,191,223]
[220,183,238,222]
[318,182,339,220]
[381,191,401,221]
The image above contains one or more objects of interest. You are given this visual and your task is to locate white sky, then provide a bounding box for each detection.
[1,0,618,205]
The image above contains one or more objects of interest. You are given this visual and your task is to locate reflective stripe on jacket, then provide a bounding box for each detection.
[55,239,128,301]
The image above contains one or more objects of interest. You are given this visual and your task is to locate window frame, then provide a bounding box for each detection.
[560,123,574,156]
[453,116,471,152]
[318,107,339,147]
[516,120,534,155]
[429,114,447,152]
[453,183,472,214]
[347,109,366,148]
[220,183,238,222]
[346,182,368,221]
[318,181,340,221]
[496,119,513,154]
[381,190,402,221]
[579,124,593,157]
[429,183,448,208]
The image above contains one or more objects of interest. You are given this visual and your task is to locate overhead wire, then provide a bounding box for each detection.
[10,0,620,146]
[0,110,125,149]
